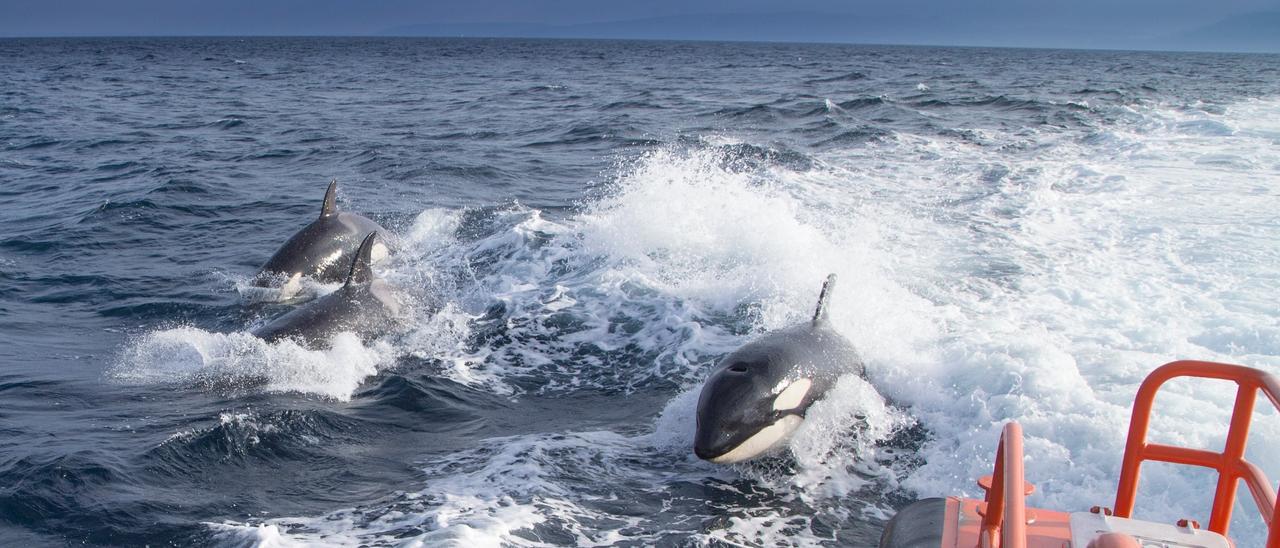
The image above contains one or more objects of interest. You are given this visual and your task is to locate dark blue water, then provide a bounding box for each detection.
[2,37,1279,546]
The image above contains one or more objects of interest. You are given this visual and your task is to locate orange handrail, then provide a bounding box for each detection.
[981,421,1028,548]
[1112,360,1280,547]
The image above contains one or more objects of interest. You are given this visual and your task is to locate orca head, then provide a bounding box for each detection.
[694,356,815,464]
[250,180,392,294]
[693,274,852,464]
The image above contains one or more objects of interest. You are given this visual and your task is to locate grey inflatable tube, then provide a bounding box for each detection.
[878,497,945,548]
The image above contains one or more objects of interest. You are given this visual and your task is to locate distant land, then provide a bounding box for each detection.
[381,11,1280,54]
[1163,12,1280,53]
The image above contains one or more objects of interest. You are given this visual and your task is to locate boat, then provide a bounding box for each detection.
[879,360,1279,548]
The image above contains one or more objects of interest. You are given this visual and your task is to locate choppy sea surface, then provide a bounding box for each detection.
[1,37,1278,546]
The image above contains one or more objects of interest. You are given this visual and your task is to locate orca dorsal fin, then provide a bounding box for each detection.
[320,180,338,218]
[812,273,836,324]
[343,232,378,288]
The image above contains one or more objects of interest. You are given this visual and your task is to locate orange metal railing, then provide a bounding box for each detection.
[976,361,1279,548]
[1112,360,1280,547]
[980,421,1029,548]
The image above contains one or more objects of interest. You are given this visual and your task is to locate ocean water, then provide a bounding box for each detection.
[1,37,1278,546]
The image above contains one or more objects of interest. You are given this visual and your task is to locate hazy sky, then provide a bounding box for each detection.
[1,0,1277,50]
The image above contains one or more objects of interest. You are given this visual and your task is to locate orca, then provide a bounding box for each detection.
[252,232,401,347]
[694,274,864,464]
[252,180,389,300]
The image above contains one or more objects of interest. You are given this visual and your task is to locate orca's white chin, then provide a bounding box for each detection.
[708,415,804,464]
[278,272,303,300]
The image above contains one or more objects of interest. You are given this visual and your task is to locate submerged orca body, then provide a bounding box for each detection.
[253,180,389,300]
[694,274,864,464]
[252,232,401,347]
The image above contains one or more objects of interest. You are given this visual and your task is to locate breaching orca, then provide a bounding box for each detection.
[252,232,401,347]
[694,274,864,464]
[252,180,389,300]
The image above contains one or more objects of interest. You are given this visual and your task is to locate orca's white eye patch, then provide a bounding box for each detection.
[772,378,812,411]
